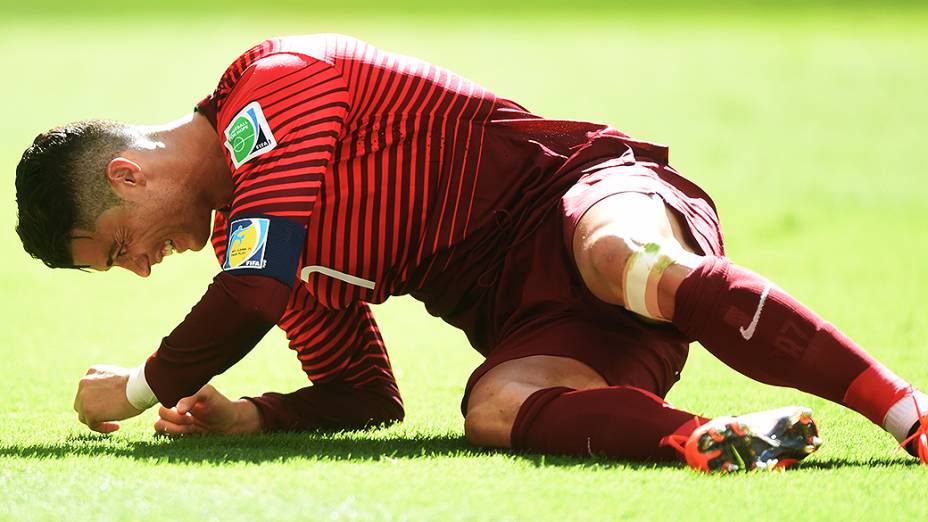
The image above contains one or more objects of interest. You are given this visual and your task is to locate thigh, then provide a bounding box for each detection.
[561,161,725,262]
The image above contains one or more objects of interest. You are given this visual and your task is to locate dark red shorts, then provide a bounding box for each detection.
[461,159,725,414]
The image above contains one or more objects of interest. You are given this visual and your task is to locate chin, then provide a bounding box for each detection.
[191,234,209,252]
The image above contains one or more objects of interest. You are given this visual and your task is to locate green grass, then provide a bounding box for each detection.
[2,5,928,520]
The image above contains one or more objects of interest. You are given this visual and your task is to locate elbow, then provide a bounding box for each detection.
[216,273,292,325]
[381,399,405,425]
[364,393,404,428]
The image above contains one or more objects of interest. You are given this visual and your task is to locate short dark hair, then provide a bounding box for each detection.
[15,120,131,269]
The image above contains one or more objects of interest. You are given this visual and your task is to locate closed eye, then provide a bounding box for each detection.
[106,243,127,269]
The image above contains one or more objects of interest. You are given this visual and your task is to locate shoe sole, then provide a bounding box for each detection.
[692,407,823,472]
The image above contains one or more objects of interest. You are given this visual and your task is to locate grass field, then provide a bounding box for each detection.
[2,3,927,520]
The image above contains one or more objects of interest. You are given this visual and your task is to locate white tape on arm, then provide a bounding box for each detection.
[126,362,158,410]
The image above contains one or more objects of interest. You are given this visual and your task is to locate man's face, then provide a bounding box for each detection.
[70,182,214,277]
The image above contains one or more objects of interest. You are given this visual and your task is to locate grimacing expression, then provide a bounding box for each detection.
[69,179,214,276]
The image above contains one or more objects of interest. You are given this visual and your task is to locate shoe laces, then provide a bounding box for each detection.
[660,416,705,457]
[897,393,928,464]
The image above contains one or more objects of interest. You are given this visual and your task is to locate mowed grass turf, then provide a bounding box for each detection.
[2,5,927,520]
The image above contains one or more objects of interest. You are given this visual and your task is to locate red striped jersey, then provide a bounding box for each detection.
[194,33,648,390]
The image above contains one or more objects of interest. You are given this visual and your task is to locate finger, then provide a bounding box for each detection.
[158,406,194,425]
[175,398,196,416]
[176,386,214,415]
[154,418,201,436]
[90,421,120,434]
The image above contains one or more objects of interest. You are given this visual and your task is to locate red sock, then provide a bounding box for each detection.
[509,386,707,461]
[673,256,912,430]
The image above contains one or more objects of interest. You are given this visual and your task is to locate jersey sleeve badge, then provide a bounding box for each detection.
[223,218,270,270]
[224,101,278,168]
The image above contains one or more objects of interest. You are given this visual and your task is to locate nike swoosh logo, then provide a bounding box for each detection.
[739,283,772,341]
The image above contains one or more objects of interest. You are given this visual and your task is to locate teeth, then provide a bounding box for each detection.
[162,240,175,257]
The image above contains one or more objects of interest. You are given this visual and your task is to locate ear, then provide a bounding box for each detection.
[105,157,147,198]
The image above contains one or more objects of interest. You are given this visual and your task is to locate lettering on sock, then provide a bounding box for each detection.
[773,321,813,359]
[723,307,750,330]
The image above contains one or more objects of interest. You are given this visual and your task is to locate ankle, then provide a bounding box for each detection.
[884,389,928,443]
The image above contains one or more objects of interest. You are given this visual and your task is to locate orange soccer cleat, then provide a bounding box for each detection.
[662,406,823,473]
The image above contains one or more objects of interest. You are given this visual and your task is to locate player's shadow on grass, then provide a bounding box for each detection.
[0,432,489,465]
[0,431,667,468]
[0,432,918,470]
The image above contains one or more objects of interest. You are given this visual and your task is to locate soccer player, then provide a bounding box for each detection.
[14,34,928,472]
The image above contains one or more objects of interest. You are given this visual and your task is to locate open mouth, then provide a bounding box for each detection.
[161,239,176,258]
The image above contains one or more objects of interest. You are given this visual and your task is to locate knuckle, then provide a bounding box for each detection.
[81,404,98,420]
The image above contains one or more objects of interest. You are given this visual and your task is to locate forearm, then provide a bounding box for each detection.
[145,272,291,407]
[244,383,405,432]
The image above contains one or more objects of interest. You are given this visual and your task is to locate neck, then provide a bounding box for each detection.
[145,113,233,210]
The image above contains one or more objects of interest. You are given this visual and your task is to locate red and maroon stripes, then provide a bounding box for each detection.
[206,34,497,387]
[276,286,398,389]
[224,56,347,222]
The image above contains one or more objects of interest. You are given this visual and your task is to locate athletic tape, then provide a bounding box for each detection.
[623,241,674,320]
[884,390,928,442]
[126,362,158,410]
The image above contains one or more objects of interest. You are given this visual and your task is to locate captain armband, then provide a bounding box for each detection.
[622,240,688,321]
[222,215,307,287]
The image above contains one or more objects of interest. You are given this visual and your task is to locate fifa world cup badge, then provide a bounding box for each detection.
[224,101,277,168]
[223,218,270,270]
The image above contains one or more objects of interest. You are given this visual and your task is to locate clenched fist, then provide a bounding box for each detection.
[74,364,144,433]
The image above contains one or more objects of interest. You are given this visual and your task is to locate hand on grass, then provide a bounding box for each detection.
[154,384,263,436]
[74,364,144,434]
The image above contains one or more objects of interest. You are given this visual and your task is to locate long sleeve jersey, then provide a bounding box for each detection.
[144,33,665,428]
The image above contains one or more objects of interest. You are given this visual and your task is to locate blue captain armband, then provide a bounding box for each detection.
[222,215,306,287]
